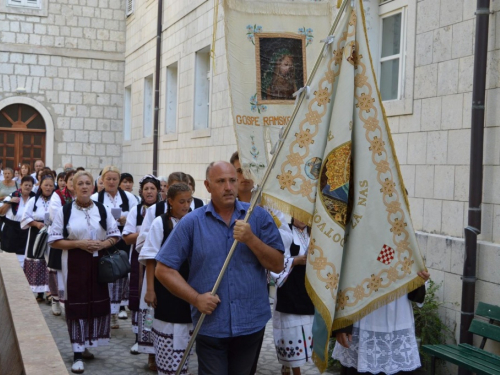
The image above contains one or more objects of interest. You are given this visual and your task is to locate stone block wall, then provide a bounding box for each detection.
[0,0,126,175]
[391,0,500,243]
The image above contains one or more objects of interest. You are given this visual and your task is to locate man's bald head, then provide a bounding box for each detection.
[205,161,236,181]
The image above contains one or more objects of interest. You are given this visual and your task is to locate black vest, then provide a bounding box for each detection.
[153,214,192,324]
[62,201,108,238]
[97,188,130,213]
[276,227,314,315]
[136,204,145,227]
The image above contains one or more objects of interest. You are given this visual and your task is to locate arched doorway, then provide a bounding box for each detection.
[0,104,46,170]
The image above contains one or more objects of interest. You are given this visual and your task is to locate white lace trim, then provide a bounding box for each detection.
[332,326,421,375]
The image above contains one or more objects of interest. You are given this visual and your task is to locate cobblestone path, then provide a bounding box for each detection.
[39,300,338,374]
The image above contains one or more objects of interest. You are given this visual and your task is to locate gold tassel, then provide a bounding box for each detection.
[337,0,342,8]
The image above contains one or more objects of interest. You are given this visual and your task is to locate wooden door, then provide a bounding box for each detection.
[0,104,46,169]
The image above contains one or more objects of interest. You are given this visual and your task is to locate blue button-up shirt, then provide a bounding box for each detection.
[156,200,284,338]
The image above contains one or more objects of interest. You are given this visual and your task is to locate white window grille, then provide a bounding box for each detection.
[126,0,134,16]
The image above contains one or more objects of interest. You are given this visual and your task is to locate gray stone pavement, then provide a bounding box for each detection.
[39,300,338,374]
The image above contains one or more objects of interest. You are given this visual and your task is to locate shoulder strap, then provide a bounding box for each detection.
[136,204,144,226]
[155,201,166,218]
[94,201,108,232]
[160,214,174,246]
[97,189,105,203]
[118,188,129,212]
[62,202,73,238]
[33,194,40,211]
[63,201,107,238]
[194,198,203,209]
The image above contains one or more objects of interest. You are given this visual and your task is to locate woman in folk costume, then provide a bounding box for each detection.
[122,175,161,361]
[332,273,430,375]
[90,165,138,328]
[271,218,314,375]
[47,169,76,315]
[20,173,55,301]
[139,183,194,375]
[119,172,141,204]
[136,172,190,252]
[48,171,121,374]
[186,174,205,210]
[0,176,35,268]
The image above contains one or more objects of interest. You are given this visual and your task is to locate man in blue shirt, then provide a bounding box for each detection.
[155,161,284,375]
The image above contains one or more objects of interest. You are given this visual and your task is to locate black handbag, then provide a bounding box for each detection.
[98,247,131,284]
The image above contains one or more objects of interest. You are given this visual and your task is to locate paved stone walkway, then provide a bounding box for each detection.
[39,300,338,374]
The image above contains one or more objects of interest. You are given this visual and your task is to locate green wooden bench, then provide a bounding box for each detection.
[422,302,500,375]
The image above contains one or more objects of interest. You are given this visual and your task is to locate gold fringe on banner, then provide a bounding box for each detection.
[337,0,342,8]
[261,193,313,226]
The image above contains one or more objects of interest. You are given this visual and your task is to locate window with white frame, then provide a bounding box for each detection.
[8,0,40,8]
[126,0,134,17]
[376,0,415,116]
[193,46,211,131]
[165,63,178,134]
[143,75,154,138]
[379,10,404,101]
[124,85,132,141]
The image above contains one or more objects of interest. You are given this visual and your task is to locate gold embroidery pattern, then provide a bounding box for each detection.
[276,19,355,202]
[308,9,416,312]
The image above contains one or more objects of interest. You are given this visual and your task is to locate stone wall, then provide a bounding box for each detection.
[0,0,126,174]
[0,253,67,374]
[123,0,235,197]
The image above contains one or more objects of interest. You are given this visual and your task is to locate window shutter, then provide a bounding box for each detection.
[126,0,134,17]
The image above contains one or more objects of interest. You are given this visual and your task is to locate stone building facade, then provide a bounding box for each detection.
[122,0,235,190]
[121,0,500,365]
[0,0,126,174]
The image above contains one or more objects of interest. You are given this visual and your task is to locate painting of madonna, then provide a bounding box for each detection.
[257,36,306,103]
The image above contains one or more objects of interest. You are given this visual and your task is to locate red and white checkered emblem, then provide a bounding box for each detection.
[377,245,395,265]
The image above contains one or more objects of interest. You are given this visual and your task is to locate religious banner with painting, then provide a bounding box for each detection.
[259,0,426,371]
[223,0,332,183]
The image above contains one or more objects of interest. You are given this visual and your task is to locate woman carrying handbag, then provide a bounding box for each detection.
[49,171,120,374]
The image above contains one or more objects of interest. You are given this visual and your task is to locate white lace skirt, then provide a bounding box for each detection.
[332,296,421,375]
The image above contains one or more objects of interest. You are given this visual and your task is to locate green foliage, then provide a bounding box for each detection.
[413,280,455,370]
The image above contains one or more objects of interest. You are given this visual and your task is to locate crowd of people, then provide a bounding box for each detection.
[0,155,429,375]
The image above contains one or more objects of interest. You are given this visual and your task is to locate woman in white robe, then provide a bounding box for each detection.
[49,171,120,374]
[21,174,55,299]
[0,176,35,268]
[139,183,194,375]
[122,175,161,365]
[332,272,430,375]
[90,165,137,328]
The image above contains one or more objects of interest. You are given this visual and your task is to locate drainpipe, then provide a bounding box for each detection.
[152,0,163,176]
[459,1,490,374]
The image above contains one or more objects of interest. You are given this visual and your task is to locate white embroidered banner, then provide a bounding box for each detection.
[260,1,426,371]
[223,0,332,183]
